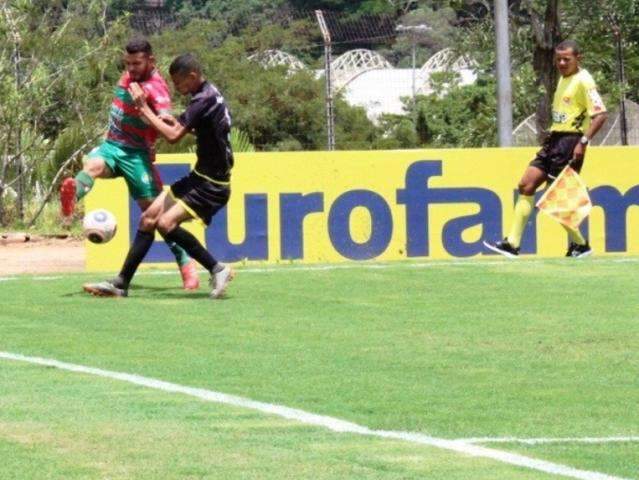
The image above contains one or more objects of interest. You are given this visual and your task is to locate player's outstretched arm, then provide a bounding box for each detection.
[130,83,189,144]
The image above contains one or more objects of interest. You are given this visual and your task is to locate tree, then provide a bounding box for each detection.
[519,0,560,139]
[454,0,639,144]
[150,19,378,152]
[0,0,127,226]
[411,74,500,147]
[391,3,458,66]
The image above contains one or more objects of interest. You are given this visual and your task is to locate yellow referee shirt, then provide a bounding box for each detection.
[550,69,606,133]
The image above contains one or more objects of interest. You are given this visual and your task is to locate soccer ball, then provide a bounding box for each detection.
[83,209,117,244]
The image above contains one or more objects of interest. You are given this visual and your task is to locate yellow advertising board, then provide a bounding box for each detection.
[86,147,639,271]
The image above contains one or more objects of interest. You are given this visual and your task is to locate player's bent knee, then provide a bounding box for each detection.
[139,214,158,232]
[156,216,177,235]
[84,159,108,178]
[518,183,535,196]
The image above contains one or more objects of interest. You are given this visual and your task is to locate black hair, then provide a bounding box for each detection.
[169,53,202,77]
[125,38,153,55]
[555,39,581,56]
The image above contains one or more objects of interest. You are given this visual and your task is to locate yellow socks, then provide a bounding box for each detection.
[505,194,587,249]
[506,194,534,248]
[563,225,587,245]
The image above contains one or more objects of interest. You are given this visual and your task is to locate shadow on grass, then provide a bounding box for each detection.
[63,285,233,300]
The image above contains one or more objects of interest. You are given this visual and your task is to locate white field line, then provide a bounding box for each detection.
[461,437,639,445]
[3,256,639,282]
[0,276,63,282]
[0,351,630,480]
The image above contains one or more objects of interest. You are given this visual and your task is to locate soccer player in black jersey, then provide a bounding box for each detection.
[83,53,234,298]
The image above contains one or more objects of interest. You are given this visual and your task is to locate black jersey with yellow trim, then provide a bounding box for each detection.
[177,81,234,183]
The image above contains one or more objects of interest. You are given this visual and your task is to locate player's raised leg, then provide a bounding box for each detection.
[60,151,112,220]
[484,166,547,258]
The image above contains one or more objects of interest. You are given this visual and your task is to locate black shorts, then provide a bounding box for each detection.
[170,172,230,225]
[529,132,583,178]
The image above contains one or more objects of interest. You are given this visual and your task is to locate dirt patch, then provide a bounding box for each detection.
[0,235,84,275]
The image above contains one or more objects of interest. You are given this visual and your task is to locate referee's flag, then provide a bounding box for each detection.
[536,166,592,229]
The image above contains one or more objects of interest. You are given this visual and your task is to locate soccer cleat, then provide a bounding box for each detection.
[60,177,76,219]
[83,281,128,297]
[180,259,200,290]
[210,264,234,299]
[483,238,520,258]
[566,242,592,258]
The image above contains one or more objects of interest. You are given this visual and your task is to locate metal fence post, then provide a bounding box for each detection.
[494,0,513,147]
[315,10,335,151]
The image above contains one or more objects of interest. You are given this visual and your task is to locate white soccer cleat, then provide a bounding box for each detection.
[210,264,234,299]
[83,280,128,297]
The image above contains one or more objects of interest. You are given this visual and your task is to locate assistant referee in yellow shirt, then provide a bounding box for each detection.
[484,39,608,258]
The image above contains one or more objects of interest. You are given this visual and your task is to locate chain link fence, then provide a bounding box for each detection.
[513,100,639,147]
[127,6,483,151]
[2,2,638,226]
[128,4,639,151]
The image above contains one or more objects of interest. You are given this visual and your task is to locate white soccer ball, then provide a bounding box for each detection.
[83,209,117,244]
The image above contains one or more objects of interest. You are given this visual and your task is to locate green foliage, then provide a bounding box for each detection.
[149,20,380,151]
[374,69,508,149]
[50,127,92,176]
[334,99,380,150]
[229,127,256,153]
[2,198,84,236]
[393,3,458,67]
[164,0,290,36]
[413,76,498,147]
[374,115,418,149]
[455,0,639,135]
[0,0,129,225]
[232,68,325,150]
[3,0,639,227]
[566,0,639,104]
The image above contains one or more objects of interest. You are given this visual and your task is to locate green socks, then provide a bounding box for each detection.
[75,171,95,200]
[167,241,191,267]
[157,231,191,267]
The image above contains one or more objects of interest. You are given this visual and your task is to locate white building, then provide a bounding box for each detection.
[252,48,477,123]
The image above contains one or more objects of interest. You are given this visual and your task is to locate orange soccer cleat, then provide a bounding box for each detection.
[60,177,76,219]
[180,259,200,290]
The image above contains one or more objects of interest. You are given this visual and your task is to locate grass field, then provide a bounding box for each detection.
[1,258,638,479]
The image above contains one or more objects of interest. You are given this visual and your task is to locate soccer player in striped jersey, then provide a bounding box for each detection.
[60,38,199,289]
[484,40,608,258]
[83,53,234,299]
